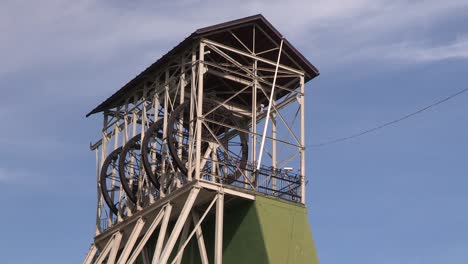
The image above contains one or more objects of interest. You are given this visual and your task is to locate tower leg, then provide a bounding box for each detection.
[107,232,122,264]
[192,211,209,264]
[152,204,173,263]
[126,206,167,264]
[83,244,97,264]
[95,233,117,264]
[117,218,145,263]
[215,192,224,264]
[158,187,200,264]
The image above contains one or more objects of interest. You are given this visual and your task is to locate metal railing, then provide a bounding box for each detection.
[100,216,118,232]
[99,161,302,232]
[200,159,302,203]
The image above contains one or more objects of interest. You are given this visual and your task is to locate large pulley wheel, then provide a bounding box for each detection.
[167,101,249,182]
[166,102,192,176]
[142,119,180,194]
[141,120,163,189]
[99,147,123,216]
[118,134,142,204]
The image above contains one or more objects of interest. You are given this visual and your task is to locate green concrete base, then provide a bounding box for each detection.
[177,195,319,264]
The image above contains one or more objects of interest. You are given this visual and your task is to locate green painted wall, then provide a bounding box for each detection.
[176,195,319,264]
[255,196,319,264]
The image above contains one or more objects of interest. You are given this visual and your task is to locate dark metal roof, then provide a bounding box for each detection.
[86,14,319,117]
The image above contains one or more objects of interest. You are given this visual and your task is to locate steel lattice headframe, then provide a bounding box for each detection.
[84,14,319,264]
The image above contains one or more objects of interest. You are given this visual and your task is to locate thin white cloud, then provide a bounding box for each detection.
[344,37,468,65]
[0,0,467,75]
[390,37,468,62]
[0,1,198,75]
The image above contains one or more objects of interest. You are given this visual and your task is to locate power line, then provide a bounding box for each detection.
[309,87,468,148]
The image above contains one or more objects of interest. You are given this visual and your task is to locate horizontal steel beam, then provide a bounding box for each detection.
[202,38,304,76]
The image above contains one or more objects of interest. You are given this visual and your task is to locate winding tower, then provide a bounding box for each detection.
[84,14,320,264]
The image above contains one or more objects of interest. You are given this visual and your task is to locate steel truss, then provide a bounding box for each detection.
[85,182,253,264]
[86,22,309,263]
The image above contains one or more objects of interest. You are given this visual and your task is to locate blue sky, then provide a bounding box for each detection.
[1,1,467,263]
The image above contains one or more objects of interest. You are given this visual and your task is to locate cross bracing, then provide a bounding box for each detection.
[84,14,318,264]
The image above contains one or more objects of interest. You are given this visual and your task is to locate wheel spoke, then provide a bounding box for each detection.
[167,100,248,183]
[100,147,123,216]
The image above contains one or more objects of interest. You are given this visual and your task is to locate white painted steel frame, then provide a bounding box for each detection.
[91,29,306,229]
[86,23,309,263]
[85,183,233,264]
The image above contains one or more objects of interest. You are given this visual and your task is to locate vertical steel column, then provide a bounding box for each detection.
[132,97,138,137]
[142,85,156,205]
[251,60,257,188]
[187,48,197,181]
[153,89,160,122]
[211,144,218,182]
[140,87,149,206]
[141,86,148,139]
[123,100,129,144]
[161,71,170,197]
[94,148,103,234]
[250,25,258,188]
[251,25,257,188]
[178,56,186,187]
[214,192,224,264]
[110,121,120,226]
[299,76,306,204]
[123,101,132,217]
[96,113,109,235]
[152,91,160,196]
[272,110,277,192]
[131,97,141,210]
[194,42,205,180]
[100,114,109,167]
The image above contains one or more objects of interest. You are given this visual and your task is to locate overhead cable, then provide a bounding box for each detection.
[310,87,468,148]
